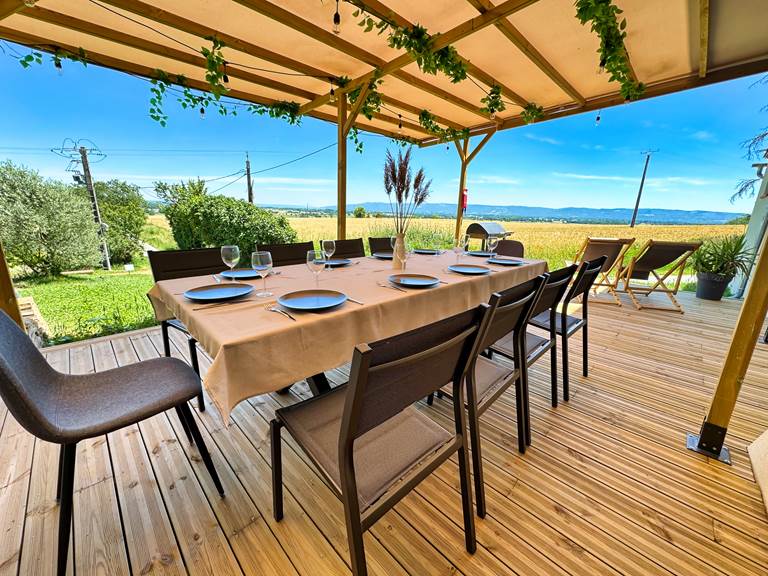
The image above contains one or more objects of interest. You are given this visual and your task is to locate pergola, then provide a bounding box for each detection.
[2,0,768,492]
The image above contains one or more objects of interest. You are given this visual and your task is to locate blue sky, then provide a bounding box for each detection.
[0,44,765,214]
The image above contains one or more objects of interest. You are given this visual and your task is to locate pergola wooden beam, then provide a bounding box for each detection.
[453,131,495,240]
[0,241,22,328]
[300,0,539,115]
[699,0,710,78]
[465,0,585,105]
[0,0,22,21]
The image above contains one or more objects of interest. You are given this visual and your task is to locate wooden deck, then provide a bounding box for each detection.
[2,291,768,575]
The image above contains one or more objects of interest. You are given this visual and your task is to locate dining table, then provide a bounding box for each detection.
[148,251,547,421]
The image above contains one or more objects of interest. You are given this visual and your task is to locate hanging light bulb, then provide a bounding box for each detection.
[329,86,336,103]
[332,0,341,34]
[22,0,38,7]
[222,62,229,84]
[199,106,206,119]
[54,59,63,76]
[594,109,601,127]
[489,110,496,120]
[598,57,606,75]
[397,114,403,134]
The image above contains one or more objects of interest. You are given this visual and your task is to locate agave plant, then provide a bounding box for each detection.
[690,234,753,279]
[384,148,432,234]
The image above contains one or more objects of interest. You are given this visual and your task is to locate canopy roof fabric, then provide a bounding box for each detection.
[1,0,767,144]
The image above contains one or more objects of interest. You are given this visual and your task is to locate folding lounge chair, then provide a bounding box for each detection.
[573,237,635,305]
[616,240,701,313]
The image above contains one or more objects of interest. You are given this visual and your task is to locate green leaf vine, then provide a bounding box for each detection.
[418,110,470,143]
[479,85,506,118]
[575,0,644,101]
[347,71,384,120]
[520,103,544,124]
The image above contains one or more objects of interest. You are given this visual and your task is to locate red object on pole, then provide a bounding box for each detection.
[462,188,468,213]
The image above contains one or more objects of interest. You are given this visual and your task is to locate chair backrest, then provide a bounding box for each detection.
[0,311,60,441]
[628,240,702,279]
[342,305,489,440]
[532,264,578,316]
[565,256,607,302]
[577,238,634,273]
[148,247,224,281]
[480,275,546,351]
[495,239,524,258]
[258,241,314,267]
[368,237,392,254]
[328,238,366,259]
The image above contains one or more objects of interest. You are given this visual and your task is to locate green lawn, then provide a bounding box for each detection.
[16,270,157,346]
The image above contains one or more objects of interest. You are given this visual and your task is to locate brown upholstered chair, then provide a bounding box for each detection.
[368,237,392,254]
[572,237,635,305]
[148,247,225,411]
[616,240,701,312]
[528,256,606,400]
[258,241,314,267]
[432,276,545,515]
[0,310,224,576]
[326,238,366,259]
[488,265,578,444]
[271,306,491,576]
[495,239,525,258]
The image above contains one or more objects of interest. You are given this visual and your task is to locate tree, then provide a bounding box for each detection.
[86,180,147,263]
[732,75,768,201]
[353,206,367,218]
[0,161,100,276]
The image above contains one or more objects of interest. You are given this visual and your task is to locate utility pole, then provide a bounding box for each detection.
[630,149,658,228]
[246,152,254,204]
[79,146,111,270]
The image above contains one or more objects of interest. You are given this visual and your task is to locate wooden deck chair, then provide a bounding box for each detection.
[572,238,635,305]
[616,240,701,313]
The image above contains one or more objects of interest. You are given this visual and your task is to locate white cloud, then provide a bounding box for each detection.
[690,130,716,142]
[553,172,634,182]
[554,172,719,187]
[466,175,520,185]
[579,144,606,151]
[525,134,562,145]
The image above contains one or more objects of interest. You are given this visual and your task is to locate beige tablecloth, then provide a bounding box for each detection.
[148,252,546,420]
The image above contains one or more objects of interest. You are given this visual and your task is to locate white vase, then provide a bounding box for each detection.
[392,232,406,270]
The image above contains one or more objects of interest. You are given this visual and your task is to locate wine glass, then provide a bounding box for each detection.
[307,250,325,289]
[401,242,414,270]
[221,245,240,280]
[322,239,336,270]
[453,234,469,264]
[251,251,273,297]
[487,236,500,257]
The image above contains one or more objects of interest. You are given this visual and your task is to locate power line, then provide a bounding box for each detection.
[209,172,247,194]
[251,142,336,174]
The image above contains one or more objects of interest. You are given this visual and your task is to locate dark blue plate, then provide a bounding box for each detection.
[448,264,491,275]
[278,289,347,311]
[388,274,440,289]
[487,258,523,266]
[316,258,352,268]
[414,249,440,255]
[184,283,254,302]
[467,250,495,257]
[372,252,394,260]
[220,268,261,280]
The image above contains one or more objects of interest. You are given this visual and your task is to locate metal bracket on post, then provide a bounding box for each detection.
[686,421,731,464]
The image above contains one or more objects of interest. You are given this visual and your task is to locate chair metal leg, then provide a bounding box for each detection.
[457,439,477,554]
[57,443,76,576]
[270,420,284,521]
[550,341,558,408]
[522,368,532,447]
[187,339,205,412]
[466,405,486,518]
[175,405,194,444]
[426,393,434,406]
[764,323,768,344]
[161,320,171,358]
[178,403,224,496]
[56,443,66,501]
[582,323,589,378]
[514,376,526,454]
[562,333,570,402]
[344,514,368,576]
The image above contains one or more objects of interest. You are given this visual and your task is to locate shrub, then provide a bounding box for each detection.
[157,180,297,256]
[85,180,147,263]
[690,234,753,279]
[0,161,100,276]
[353,206,367,218]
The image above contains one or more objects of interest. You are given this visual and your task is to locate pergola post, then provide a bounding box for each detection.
[337,96,348,240]
[0,240,23,328]
[453,132,495,240]
[687,227,768,464]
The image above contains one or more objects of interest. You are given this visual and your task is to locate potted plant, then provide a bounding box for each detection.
[384,148,432,269]
[690,234,753,301]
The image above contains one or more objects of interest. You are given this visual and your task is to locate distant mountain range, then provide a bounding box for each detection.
[266,202,746,225]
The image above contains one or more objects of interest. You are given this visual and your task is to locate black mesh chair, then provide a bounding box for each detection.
[327,238,366,259]
[489,265,578,444]
[0,310,224,576]
[495,239,525,258]
[148,247,224,412]
[270,306,491,576]
[529,257,606,400]
[258,241,314,267]
[368,237,392,254]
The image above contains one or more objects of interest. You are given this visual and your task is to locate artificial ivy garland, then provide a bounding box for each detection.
[418,111,470,143]
[479,85,506,118]
[575,0,644,101]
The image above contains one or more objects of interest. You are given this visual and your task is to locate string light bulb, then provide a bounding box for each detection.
[222,62,229,84]
[397,114,403,134]
[54,59,63,76]
[594,109,601,127]
[22,0,38,6]
[329,86,336,103]
[199,106,206,119]
[489,110,496,120]
[598,57,606,74]
[333,0,341,34]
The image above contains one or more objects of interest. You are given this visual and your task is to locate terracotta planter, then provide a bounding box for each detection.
[392,233,406,270]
